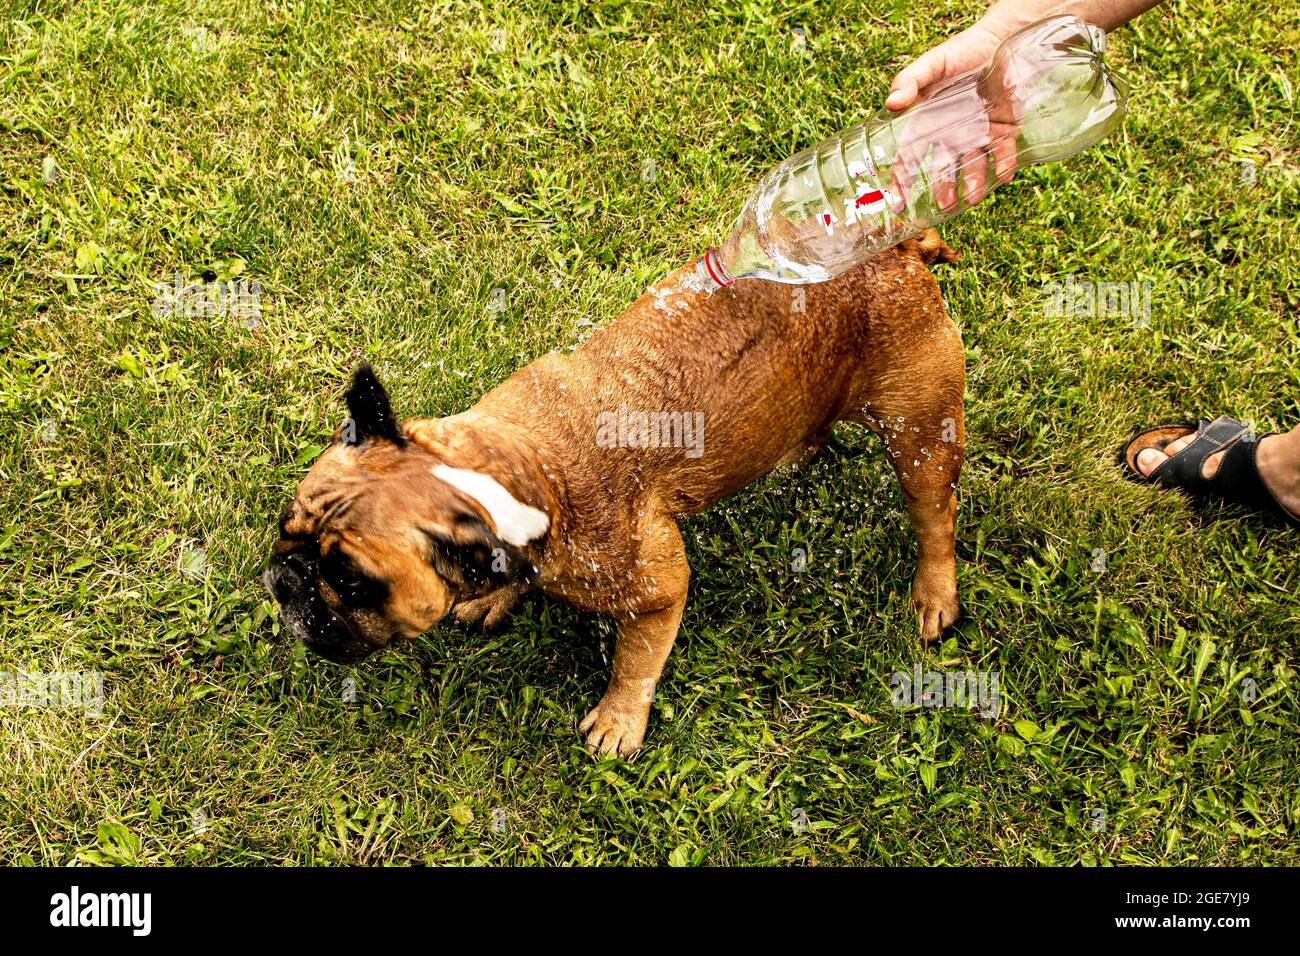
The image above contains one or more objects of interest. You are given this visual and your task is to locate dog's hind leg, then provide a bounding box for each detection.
[845,277,965,642]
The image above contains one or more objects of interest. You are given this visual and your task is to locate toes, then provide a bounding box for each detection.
[914,601,957,643]
[1163,433,1195,458]
[1201,449,1225,480]
[451,590,520,631]
[1134,434,1225,480]
[1129,426,1199,478]
[1136,447,1167,477]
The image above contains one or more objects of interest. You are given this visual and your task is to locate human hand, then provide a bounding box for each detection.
[886,22,1006,112]
[884,21,1023,212]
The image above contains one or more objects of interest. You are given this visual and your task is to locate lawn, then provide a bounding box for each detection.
[1,0,1298,865]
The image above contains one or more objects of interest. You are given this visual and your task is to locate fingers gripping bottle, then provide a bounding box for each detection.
[696,14,1129,287]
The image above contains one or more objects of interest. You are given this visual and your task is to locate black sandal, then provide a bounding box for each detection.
[1119,416,1299,527]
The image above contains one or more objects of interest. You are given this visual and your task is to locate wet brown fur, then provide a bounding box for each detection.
[271,229,965,757]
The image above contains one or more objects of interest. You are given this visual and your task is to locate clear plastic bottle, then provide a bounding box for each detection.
[696,15,1129,287]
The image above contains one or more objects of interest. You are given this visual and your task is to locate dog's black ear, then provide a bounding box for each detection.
[343,363,404,445]
[424,517,537,593]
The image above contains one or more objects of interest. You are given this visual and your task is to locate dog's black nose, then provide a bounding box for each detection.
[279,568,303,599]
[265,551,317,602]
[283,552,315,586]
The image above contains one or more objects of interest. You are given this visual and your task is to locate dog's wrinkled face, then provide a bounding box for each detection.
[263,365,538,663]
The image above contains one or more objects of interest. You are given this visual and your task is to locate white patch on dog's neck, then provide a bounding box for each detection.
[432,465,550,546]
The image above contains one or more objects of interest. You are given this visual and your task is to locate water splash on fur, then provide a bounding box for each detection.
[647,258,718,316]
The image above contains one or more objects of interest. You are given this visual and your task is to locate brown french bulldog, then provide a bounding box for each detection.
[264,229,964,757]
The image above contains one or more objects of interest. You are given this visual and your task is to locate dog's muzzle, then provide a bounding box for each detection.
[263,550,379,664]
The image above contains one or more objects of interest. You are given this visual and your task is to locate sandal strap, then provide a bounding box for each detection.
[1148,416,1251,491]
[1211,436,1299,522]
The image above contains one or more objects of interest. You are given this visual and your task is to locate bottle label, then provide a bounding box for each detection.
[846,159,890,219]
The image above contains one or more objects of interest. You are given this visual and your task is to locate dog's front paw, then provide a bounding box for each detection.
[911,563,960,643]
[451,585,524,631]
[578,695,650,759]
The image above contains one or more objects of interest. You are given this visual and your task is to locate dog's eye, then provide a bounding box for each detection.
[319,551,388,608]
[329,569,366,600]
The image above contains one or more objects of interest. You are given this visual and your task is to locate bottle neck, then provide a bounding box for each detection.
[695,247,734,289]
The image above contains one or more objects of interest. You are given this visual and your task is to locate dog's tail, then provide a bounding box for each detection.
[912,228,959,265]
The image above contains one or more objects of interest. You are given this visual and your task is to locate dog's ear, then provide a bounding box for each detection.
[913,228,959,265]
[343,363,405,445]
[424,516,537,593]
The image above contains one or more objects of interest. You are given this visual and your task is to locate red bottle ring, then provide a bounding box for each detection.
[702,248,734,287]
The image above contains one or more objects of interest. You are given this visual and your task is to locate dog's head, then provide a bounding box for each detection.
[262,365,547,663]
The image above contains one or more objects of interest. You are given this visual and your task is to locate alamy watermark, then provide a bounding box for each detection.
[890,664,1000,718]
[595,405,705,459]
[50,886,150,936]
[1042,276,1152,324]
[1,670,104,716]
[152,274,261,323]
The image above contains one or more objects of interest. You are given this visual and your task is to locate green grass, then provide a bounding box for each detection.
[2,0,1298,865]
